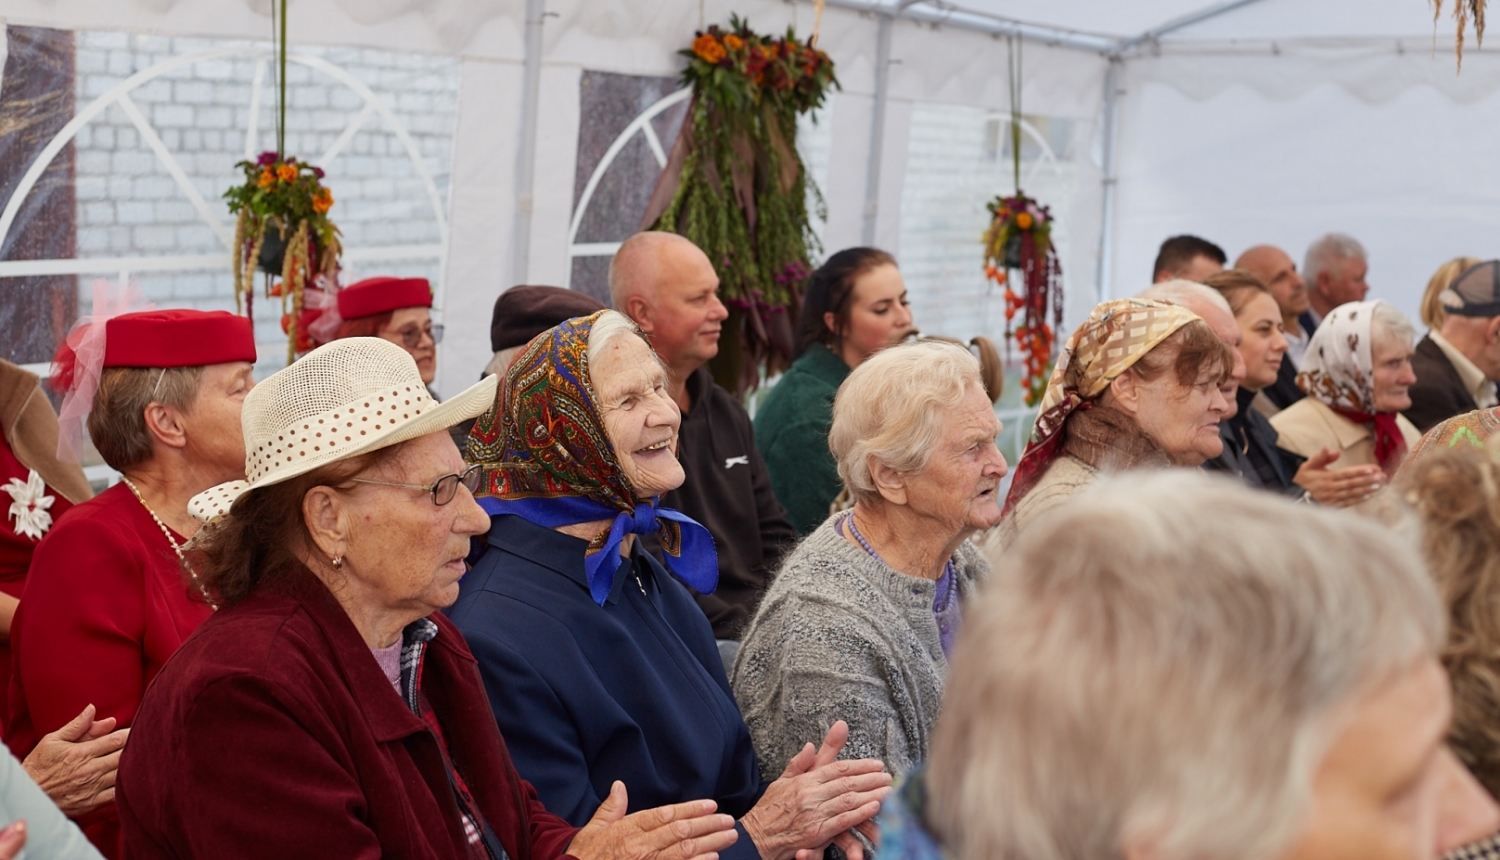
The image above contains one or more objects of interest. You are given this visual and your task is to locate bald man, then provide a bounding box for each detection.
[610,232,796,643]
[1236,245,1308,412]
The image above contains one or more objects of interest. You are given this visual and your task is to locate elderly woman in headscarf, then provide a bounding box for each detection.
[1270,300,1421,488]
[116,337,738,860]
[451,310,892,860]
[732,340,1004,780]
[994,297,1234,544]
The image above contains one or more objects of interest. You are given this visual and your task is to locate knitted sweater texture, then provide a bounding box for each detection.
[730,515,986,777]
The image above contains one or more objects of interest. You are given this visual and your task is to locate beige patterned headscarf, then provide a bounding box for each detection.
[1004,298,1202,514]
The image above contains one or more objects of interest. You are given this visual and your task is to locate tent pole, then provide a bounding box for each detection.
[861,12,894,245]
[1094,56,1123,303]
[511,0,548,285]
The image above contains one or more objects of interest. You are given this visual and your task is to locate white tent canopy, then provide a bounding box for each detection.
[0,0,1493,398]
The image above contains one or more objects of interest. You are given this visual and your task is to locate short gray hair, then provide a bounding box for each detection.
[1370,300,1415,356]
[1138,279,1233,317]
[929,471,1443,860]
[829,340,985,507]
[1304,232,1367,288]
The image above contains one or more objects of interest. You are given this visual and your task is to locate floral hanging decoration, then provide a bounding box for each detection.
[226,151,342,361]
[983,191,1062,406]
[641,15,838,392]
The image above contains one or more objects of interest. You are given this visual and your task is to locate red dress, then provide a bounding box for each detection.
[6,481,212,859]
[0,434,75,703]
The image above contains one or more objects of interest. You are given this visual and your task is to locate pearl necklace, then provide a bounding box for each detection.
[120,477,216,610]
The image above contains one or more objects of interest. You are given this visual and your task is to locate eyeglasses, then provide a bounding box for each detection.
[394,324,444,348]
[350,463,483,506]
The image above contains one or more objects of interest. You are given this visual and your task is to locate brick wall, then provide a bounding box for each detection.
[69,31,459,367]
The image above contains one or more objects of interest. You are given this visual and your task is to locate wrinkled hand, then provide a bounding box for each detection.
[0,821,24,860]
[1293,447,1386,507]
[21,704,129,818]
[743,721,892,860]
[568,781,738,860]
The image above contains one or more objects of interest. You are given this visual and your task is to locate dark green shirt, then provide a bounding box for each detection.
[753,343,851,536]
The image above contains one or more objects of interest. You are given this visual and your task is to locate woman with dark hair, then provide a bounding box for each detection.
[754,248,914,535]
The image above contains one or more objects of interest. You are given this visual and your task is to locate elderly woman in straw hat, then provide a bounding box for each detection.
[115,337,738,860]
[992,297,1233,547]
[452,310,892,860]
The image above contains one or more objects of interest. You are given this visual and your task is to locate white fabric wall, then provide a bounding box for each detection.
[1110,47,1500,330]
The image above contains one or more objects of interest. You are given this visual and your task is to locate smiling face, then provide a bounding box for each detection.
[828,264,914,368]
[378,307,437,385]
[1237,292,1290,392]
[593,332,685,498]
[338,431,490,621]
[896,381,1008,540]
[1371,333,1418,413]
[1240,246,1310,320]
[1275,658,1499,860]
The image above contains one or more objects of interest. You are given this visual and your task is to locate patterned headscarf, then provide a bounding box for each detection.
[1003,298,1202,515]
[467,311,717,605]
[1297,300,1408,473]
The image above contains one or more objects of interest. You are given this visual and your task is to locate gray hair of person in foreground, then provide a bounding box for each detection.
[927,470,1444,860]
[829,339,985,507]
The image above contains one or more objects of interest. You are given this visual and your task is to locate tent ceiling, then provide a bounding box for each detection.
[853,0,1463,50]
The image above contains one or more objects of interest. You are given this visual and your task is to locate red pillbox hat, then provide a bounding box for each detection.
[337,277,433,320]
[105,309,257,368]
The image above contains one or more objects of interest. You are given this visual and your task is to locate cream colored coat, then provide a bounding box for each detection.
[1269,397,1421,470]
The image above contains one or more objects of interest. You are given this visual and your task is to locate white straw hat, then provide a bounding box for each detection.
[188,337,497,522]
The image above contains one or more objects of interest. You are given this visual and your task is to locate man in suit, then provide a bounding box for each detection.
[1406,259,1500,433]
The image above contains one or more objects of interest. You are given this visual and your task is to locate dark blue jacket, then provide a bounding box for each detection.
[447,515,768,860]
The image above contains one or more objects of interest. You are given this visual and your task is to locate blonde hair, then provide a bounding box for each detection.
[88,365,205,471]
[930,471,1443,860]
[1396,443,1500,797]
[1422,256,1482,329]
[829,340,984,507]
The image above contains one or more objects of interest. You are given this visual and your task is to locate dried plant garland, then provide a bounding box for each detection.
[1434,0,1488,70]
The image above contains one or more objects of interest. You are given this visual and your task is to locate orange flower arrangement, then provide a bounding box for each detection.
[692,33,727,64]
[982,191,1062,405]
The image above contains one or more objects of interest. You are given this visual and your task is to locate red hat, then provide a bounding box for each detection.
[104,309,257,369]
[337,277,433,320]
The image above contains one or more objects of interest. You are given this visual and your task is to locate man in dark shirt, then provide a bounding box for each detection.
[610,232,796,641]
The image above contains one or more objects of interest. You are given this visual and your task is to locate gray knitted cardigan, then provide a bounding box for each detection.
[730,515,987,777]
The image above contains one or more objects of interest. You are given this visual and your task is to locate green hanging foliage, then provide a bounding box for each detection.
[643,15,838,393]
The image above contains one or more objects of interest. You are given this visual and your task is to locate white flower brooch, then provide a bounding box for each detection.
[3,470,55,540]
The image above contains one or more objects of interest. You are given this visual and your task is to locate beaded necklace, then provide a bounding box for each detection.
[842,511,957,615]
[120,477,216,609]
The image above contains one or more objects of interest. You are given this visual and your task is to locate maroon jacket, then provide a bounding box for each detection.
[116,567,581,860]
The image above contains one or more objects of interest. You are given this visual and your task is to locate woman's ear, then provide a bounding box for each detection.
[1105,371,1143,418]
[823,310,841,339]
[867,456,909,506]
[302,486,350,563]
[142,402,190,451]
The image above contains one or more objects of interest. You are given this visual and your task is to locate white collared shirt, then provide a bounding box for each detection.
[1429,330,1499,409]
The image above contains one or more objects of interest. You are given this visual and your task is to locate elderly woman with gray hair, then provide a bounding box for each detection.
[880,471,1500,860]
[732,340,1005,777]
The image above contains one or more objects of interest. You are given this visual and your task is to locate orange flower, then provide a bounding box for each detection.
[280,312,292,334]
[257,167,274,188]
[1015,212,1034,230]
[312,187,334,214]
[276,163,298,183]
[723,33,744,51]
[692,34,727,64]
